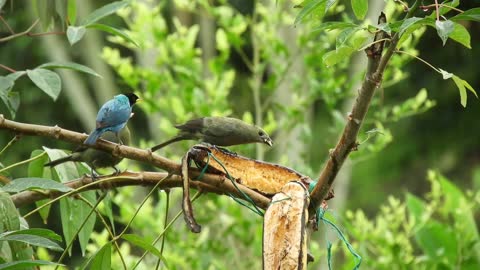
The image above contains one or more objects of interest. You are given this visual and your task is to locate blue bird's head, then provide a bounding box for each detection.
[116,93,140,107]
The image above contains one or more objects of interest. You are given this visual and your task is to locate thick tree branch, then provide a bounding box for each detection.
[11,171,271,210]
[309,1,421,215]
[0,117,271,210]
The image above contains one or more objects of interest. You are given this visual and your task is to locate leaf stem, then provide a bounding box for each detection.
[395,49,441,74]
[0,135,20,157]
[0,151,46,174]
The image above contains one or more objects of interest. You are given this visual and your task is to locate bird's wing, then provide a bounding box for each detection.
[96,99,131,128]
[175,117,205,133]
[200,118,237,138]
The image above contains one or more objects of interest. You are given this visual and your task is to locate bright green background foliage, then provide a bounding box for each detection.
[0,0,480,269]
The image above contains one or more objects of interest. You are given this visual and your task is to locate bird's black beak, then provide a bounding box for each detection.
[264,137,273,147]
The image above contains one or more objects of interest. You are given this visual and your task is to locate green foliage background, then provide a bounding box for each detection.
[0,0,479,269]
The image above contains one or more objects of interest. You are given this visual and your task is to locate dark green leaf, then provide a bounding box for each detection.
[0,192,20,232]
[122,234,169,266]
[435,20,454,46]
[27,150,48,181]
[66,26,86,45]
[0,77,14,92]
[294,0,327,25]
[80,1,129,26]
[26,68,61,100]
[90,243,111,270]
[351,0,368,20]
[0,260,63,270]
[43,147,78,182]
[103,192,116,234]
[38,61,101,77]
[1,178,72,193]
[3,229,62,242]
[86,23,139,47]
[322,46,354,66]
[312,21,358,33]
[0,234,63,251]
[451,8,480,22]
[36,0,55,29]
[0,77,19,118]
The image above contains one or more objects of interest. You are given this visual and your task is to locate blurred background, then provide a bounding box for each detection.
[1,0,479,269]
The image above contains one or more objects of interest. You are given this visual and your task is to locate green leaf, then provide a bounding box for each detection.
[27,150,48,182]
[55,0,68,25]
[6,71,26,81]
[406,193,426,227]
[43,147,78,182]
[294,0,327,25]
[36,0,55,29]
[3,229,62,242]
[312,21,358,33]
[398,17,423,37]
[0,76,19,118]
[435,20,454,46]
[351,0,368,20]
[0,0,6,10]
[68,0,76,25]
[452,75,478,107]
[66,25,86,45]
[122,234,169,266]
[90,243,111,270]
[1,178,73,193]
[60,191,96,256]
[26,68,61,100]
[415,221,458,263]
[451,7,480,22]
[322,46,354,66]
[0,260,63,270]
[86,23,139,47]
[0,192,20,232]
[102,192,116,235]
[336,26,361,49]
[38,61,101,77]
[325,0,337,12]
[448,22,471,49]
[0,234,63,251]
[80,1,129,26]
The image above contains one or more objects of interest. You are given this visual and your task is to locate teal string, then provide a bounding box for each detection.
[317,207,362,270]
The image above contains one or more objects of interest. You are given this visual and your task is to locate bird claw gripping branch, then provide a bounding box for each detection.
[180,144,333,233]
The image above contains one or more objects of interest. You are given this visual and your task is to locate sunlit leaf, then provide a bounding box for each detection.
[3,228,62,242]
[351,0,368,20]
[448,22,471,49]
[90,243,111,270]
[322,46,354,66]
[26,68,62,100]
[398,17,423,37]
[435,20,454,46]
[66,25,86,45]
[294,0,327,25]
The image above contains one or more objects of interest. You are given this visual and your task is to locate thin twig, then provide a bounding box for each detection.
[0,151,46,174]
[0,135,20,156]
[395,49,441,74]
[0,19,39,42]
[0,63,17,73]
[434,0,440,21]
[420,4,464,14]
[0,15,14,34]
[155,190,170,270]
[27,31,66,37]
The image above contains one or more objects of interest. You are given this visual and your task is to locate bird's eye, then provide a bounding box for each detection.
[258,131,264,136]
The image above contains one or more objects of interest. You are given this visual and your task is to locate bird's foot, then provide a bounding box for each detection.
[216,146,237,156]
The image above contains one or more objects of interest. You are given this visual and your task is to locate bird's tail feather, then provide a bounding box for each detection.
[44,156,73,167]
[84,129,102,145]
[151,136,187,151]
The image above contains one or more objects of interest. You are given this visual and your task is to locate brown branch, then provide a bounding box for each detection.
[0,19,39,42]
[0,63,16,73]
[11,171,271,210]
[309,1,421,215]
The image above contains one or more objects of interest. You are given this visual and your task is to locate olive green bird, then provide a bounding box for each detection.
[150,116,273,151]
[45,127,131,176]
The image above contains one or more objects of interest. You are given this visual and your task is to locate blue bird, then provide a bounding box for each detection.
[84,93,139,145]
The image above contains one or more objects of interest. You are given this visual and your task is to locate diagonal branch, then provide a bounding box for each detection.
[0,19,39,42]
[309,1,421,215]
